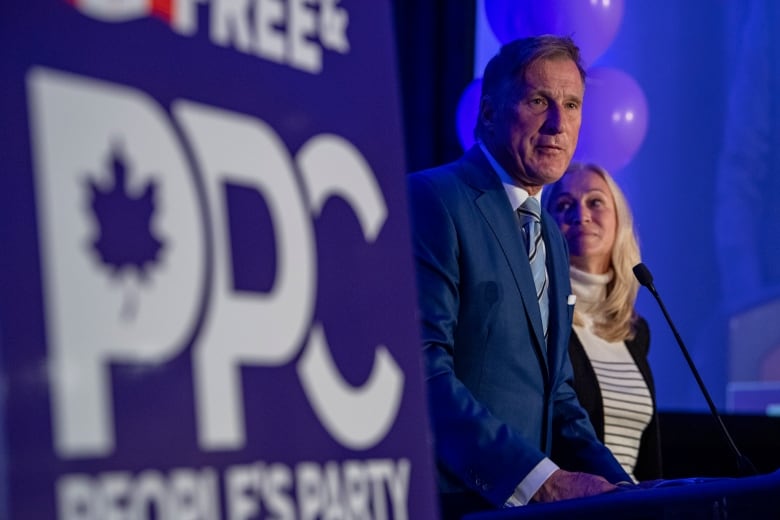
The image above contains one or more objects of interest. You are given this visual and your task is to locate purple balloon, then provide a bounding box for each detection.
[456,78,483,150]
[574,67,649,172]
[484,0,624,66]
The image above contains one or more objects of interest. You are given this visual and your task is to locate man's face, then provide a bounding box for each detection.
[483,58,584,194]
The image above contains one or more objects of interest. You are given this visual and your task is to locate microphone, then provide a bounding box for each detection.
[633,262,757,477]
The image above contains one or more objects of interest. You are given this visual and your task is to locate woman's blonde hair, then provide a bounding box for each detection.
[545,162,642,341]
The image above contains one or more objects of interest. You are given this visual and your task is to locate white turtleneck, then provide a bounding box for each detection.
[570,267,652,482]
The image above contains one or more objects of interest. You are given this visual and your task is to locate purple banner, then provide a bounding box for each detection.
[0,1,438,518]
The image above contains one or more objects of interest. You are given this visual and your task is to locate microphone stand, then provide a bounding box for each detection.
[633,264,757,477]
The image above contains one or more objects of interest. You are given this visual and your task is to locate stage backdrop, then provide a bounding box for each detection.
[468,0,780,415]
[0,1,438,518]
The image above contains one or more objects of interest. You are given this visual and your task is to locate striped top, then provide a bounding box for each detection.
[570,268,653,481]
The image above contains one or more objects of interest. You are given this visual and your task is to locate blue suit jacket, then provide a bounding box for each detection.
[407,146,630,507]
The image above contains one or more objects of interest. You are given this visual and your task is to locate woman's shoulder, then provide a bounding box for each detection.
[630,314,651,354]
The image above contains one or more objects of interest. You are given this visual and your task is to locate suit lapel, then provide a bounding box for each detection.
[461,148,550,368]
[540,212,570,370]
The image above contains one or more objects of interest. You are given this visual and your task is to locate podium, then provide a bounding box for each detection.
[464,470,780,520]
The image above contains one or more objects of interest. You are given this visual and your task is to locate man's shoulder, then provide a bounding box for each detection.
[408,147,491,192]
[407,158,468,199]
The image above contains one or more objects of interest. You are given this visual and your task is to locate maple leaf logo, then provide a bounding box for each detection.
[87,145,165,318]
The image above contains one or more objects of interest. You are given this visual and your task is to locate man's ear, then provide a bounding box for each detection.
[478,95,496,134]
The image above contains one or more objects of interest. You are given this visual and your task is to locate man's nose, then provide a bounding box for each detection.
[542,104,564,134]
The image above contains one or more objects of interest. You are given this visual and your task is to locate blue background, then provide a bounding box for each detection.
[465,0,776,413]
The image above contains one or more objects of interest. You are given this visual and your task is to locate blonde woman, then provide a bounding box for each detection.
[544,162,662,482]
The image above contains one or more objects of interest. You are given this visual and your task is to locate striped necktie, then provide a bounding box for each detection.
[518,197,549,339]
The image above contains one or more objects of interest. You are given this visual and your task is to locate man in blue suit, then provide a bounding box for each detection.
[407,36,632,518]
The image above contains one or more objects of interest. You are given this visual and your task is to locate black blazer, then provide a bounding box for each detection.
[568,316,663,480]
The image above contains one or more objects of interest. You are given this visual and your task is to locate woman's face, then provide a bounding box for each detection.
[548,169,617,274]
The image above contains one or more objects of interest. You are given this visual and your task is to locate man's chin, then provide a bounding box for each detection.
[538,167,569,184]
[537,158,572,180]
[515,158,569,186]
